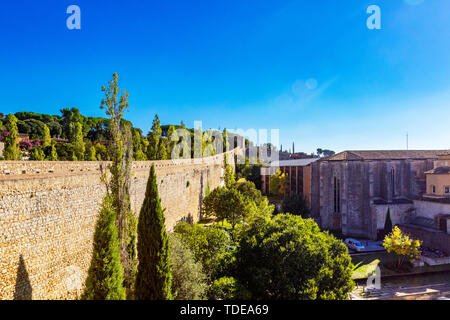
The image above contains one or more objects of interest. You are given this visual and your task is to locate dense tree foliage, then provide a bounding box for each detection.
[174,222,231,280]
[169,234,207,300]
[234,214,355,300]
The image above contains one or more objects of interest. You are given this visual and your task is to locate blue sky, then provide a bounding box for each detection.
[1,0,449,153]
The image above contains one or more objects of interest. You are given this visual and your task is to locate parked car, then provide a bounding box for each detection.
[344,238,365,252]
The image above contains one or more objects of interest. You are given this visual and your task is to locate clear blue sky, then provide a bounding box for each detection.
[1,0,449,154]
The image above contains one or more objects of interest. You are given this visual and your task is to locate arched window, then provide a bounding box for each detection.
[334,176,341,213]
[390,168,395,198]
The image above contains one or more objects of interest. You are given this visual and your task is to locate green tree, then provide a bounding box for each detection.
[82,195,126,300]
[147,114,162,160]
[384,207,393,236]
[169,234,207,300]
[174,222,230,279]
[100,73,136,293]
[203,187,249,228]
[87,146,97,161]
[42,123,51,147]
[70,122,85,160]
[132,129,146,161]
[4,114,21,160]
[166,125,177,157]
[47,142,58,161]
[223,150,235,189]
[235,214,355,300]
[135,164,172,300]
[157,139,168,160]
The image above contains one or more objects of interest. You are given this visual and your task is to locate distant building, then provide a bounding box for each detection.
[0,142,4,157]
[260,158,320,204]
[424,151,450,200]
[310,150,448,240]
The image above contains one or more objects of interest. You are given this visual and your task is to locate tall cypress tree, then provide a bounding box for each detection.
[384,207,393,236]
[82,195,126,300]
[4,114,21,160]
[135,164,172,300]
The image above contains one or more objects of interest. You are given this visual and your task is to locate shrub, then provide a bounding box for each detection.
[173,222,230,279]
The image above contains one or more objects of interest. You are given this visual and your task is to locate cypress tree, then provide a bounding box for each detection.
[82,195,126,300]
[4,114,21,160]
[384,207,393,236]
[135,164,172,300]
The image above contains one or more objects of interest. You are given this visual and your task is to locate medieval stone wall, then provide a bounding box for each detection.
[0,150,238,300]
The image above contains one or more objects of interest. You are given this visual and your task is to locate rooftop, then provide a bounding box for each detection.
[263,158,320,168]
[325,150,448,161]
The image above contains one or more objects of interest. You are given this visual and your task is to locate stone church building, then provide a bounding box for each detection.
[310,150,448,240]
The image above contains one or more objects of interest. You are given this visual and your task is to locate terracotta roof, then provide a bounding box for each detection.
[325,150,448,161]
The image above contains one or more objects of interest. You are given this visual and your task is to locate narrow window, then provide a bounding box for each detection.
[390,168,395,198]
[432,185,436,194]
[334,176,341,213]
[445,186,449,194]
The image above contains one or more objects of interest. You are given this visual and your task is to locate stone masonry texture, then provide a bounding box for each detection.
[0,150,238,300]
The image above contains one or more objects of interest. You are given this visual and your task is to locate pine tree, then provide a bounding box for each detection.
[384,207,393,236]
[4,114,21,160]
[135,164,172,300]
[82,195,126,300]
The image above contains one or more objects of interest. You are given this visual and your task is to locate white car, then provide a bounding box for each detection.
[344,238,365,252]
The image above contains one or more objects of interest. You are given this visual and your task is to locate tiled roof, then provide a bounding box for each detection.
[325,150,447,161]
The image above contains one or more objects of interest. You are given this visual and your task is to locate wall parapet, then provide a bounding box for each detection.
[0,148,240,180]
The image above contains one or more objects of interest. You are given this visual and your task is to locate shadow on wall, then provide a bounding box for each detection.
[14,255,32,300]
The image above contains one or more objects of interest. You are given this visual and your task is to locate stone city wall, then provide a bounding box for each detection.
[0,149,239,300]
